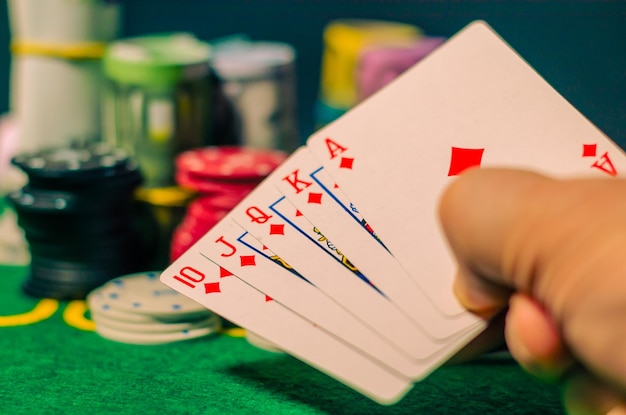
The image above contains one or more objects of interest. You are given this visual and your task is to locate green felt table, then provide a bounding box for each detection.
[0,194,565,415]
[0,261,567,415]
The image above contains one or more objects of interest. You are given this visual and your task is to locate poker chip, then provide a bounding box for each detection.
[186,199,230,225]
[22,277,87,300]
[169,212,225,261]
[11,204,132,238]
[21,255,144,301]
[8,187,80,212]
[169,225,203,261]
[27,231,142,262]
[194,192,249,211]
[92,312,220,334]
[28,261,123,284]
[170,145,288,261]
[169,210,226,261]
[176,146,288,181]
[85,299,177,324]
[87,271,222,345]
[9,141,146,300]
[175,170,260,194]
[90,271,208,318]
[11,142,136,186]
[93,323,219,345]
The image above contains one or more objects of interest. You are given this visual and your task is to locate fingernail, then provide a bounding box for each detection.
[504,311,533,362]
[453,273,506,318]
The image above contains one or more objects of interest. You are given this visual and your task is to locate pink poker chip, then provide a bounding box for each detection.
[176,146,288,181]
[170,226,196,261]
[175,170,262,194]
[187,197,231,220]
[170,219,215,261]
[184,209,228,230]
[191,193,247,213]
[357,36,446,102]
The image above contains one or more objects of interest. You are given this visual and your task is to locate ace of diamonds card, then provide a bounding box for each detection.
[304,20,626,316]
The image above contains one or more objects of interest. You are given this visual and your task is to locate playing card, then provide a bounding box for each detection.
[197,216,454,380]
[305,20,626,316]
[158,20,625,405]
[228,179,449,361]
[159,247,414,404]
[271,147,485,339]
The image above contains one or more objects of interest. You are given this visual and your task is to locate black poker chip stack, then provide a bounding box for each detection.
[8,142,147,300]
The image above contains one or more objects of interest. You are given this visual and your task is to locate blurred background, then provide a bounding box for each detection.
[0,0,624,144]
[0,0,625,304]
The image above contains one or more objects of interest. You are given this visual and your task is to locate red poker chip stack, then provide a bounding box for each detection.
[170,146,289,261]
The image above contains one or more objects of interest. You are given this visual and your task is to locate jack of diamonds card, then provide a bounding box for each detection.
[227,181,449,361]
[196,217,450,380]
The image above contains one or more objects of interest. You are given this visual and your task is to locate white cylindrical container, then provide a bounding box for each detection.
[7,0,121,153]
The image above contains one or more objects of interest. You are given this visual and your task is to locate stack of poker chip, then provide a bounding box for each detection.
[315,19,422,128]
[171,146,288,260]
[8,142,145,299]
[87,271,221,345]
[356,36,446,103]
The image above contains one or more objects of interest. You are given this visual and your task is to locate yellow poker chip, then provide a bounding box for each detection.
[134,186,195,207]
[320,19,422,108]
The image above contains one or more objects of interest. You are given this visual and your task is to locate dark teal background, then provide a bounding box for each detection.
[0,0,625,145]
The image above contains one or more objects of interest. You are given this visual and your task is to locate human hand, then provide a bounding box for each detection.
[438,168,626,415]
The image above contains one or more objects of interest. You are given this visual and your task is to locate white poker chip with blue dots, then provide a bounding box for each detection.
[92,311,221,334]
[87,271,222,345]
[91,271,209,318]
[94,322,220,345]
[87,295,214,325]
[86,296,168,324]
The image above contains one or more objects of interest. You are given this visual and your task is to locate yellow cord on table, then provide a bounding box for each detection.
[0,296,245,336]
[0,298,59,326]
[220,327,246,338]
[63,300,96,331]
[63,298,246,336]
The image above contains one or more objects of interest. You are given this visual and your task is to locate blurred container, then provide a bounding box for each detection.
[0,113,24,193]
[319,19,422,110]
[7,0,121,154]
[102,33,214,188]
[356,36,447,102]
[211,40,299,152]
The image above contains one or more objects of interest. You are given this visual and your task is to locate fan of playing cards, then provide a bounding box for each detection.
[160,21,626,404]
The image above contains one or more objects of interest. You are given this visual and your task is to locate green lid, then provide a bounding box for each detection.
[103,33,212,88]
